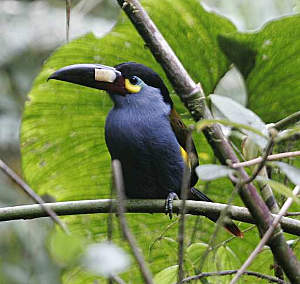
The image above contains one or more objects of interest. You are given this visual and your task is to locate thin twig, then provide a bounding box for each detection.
[66,0,71,42]
[287,212,300,216]
[149,219,178,258]
[178,131,193,283]
[111,275,126,284]
[232,150,300,168]
[198,184,240,272]
[0,199,300,236]
[0,159,69,234]
[108,183,114,284]
[189,216,201,245]
[108,183,114,242]
[180,270,287,283]
[257,166,282,279]
[243,138,274,184]
[273,111,300,131]
[212,225,256,251]
[230,185,300,284]
[112,160,153,284]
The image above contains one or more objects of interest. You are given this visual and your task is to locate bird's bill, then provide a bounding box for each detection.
[48,64,127,94]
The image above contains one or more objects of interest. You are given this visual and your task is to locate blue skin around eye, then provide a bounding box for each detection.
[105,83,184,199]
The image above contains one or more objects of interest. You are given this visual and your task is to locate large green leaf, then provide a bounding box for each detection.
[20,0,238,282]
[21,0,236,202]
[219,14,300,122]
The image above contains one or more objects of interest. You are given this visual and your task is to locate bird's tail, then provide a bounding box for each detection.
[190,187,244,238]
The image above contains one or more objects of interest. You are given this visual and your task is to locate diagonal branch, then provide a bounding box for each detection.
[115,1,300,281]
[112,160,153,284]
[231,185,300,284]
[0,159,69,234]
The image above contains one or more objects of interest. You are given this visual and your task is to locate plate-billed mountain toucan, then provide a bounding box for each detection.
[48,62,243,237]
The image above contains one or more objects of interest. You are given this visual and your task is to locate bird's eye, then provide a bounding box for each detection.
[129,76,139,85]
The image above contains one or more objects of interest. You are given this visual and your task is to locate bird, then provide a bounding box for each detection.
[48,62,243,237]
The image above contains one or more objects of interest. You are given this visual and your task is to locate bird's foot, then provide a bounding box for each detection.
[165,192,179,219]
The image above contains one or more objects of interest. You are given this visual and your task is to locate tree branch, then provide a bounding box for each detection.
[181,270,288,284]
[273,111,300,131]
[0,159,69,234]
[232,151,300,168]
[115,1,300,281]
[112,160,153,284]
[231,185,300,284]
[178,131,193,282]
[1,199,300,236]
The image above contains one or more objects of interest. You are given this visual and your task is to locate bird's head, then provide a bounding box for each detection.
[48,62,173,107]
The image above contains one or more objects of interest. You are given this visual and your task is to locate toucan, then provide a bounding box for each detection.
[48,62,243,237]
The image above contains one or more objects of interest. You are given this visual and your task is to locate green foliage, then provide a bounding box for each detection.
[21,0,236,201]
[20,0,300,283]
[196,164,235,181]
[219,14,300,122]
[210,94,268,148]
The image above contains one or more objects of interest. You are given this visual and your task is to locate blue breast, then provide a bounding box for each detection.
[105,87,184,199]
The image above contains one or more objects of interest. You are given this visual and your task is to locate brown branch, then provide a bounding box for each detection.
[232,151,300,168]
[111,275,126,284]
[181,270,287,283]
[231,185,300,284]
[178,131,193,282]
[287,212,300,216]
[115,1,300,281]
[66,0,71,42]
[112,160,153,284]
[0,159,69,234]
[1,199,300,236]
[243,138,274,184]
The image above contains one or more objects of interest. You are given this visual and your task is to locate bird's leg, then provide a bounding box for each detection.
[165,192,179,219]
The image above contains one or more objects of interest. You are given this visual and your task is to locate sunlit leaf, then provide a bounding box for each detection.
[196,119,267,138]
[153,265,178,284]
[256,177,300,204]
[20,1,237,282]
[186,242,209,265]
[49,229,85,265]
[196,164,235,181]
[21,0,236,201]
[274,162,300,185]
[219,14,300,122]
[210,94,268,148]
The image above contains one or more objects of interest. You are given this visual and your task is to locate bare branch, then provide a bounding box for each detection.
[66,0,71,42]
[111,275,126,284]
[181,270,288,283]
[112,160,153,284]
[230,185,300,284]
[178,131,193,282]
[0,159,69,234]
[287,212,300,216]
[0,199,300,236]
[273,111,300,131]
[232,151,300,168]
[243,138,274,184]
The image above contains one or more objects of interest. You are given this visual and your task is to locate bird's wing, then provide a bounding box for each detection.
[169,108,199,186]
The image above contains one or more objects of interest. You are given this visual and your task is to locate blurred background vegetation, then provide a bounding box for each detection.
[0,0,299,283]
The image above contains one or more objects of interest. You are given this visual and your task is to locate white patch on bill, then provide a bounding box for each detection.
[95,69,116,83]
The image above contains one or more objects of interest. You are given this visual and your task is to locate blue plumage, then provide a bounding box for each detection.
[105,84,184,199]
[48,61,243,236]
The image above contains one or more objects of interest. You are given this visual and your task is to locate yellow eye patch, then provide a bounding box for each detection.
[125,78,142,93]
